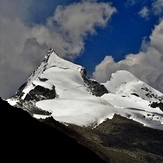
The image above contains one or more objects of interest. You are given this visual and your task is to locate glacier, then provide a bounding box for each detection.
[7,49,163,130]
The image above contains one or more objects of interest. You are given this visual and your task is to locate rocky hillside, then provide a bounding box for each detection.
[2,96,163,162]
[0,98,106,162]
[5,49,163,162]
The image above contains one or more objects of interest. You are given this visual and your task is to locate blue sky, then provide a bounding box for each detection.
[26,0,162,75]
[75,0,160,75]
[0,0,163,97]
[28,0,161,75]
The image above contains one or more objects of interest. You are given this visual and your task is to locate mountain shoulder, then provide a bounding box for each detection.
[0,97,106,163]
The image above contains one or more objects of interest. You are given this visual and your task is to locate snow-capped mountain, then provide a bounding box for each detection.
[7,49,163,130]
[103,70,163,102]
[16,48,108,100]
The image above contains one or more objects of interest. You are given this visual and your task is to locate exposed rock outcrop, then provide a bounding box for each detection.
[80,67,108,96]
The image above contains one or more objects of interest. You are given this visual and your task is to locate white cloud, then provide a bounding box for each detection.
[0,0,116,98]
[138,6,150,19]
[32,1,116,59]
[93,20,163,93]
[0,0,32,21]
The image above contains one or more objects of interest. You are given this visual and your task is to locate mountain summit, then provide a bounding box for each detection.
[7,49,163,130]
[16,49,108,101]
[6,49,163,162]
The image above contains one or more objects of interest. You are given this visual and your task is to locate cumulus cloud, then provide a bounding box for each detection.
[0,0,116,98]
[93,20,163,93]
[35,1,116,59]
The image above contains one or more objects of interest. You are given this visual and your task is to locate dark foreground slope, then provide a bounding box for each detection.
[1,97,163,163]
[0,98,106,162]
[65,115,163,163]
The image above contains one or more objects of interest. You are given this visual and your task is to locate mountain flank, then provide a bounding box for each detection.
[54,115,163,163]
[0,98,106,162]
[3,96,163,162]
[5,49,163,162]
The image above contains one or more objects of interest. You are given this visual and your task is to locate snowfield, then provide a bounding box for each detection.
[36,98,115,127]
[36,94,163,130]
[8,50,163,130]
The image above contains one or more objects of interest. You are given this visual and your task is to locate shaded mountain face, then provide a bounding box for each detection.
[2,98,163,163]
[0,97,106,163]
[7,49,163,130]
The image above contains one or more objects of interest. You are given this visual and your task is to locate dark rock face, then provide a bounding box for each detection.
[141,87,163,101]
[0,98,106,163]
[150,102,163,111]
[24,85,57,101]
[80,68,108,97]
[16,82,27,96]
[131,93,140,97]
[12,84,57,115]
[38,77,48,82]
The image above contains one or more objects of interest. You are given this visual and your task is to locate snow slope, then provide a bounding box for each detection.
[7,50,163,130]
[20,49,83,99]
[103,70,163,102]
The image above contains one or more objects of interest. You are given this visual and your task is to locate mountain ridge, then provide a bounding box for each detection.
[7,49,163,130]
[5,49,163,162]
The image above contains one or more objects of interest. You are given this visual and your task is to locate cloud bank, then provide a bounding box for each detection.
[0,0,116,98]
[93,19,163,93]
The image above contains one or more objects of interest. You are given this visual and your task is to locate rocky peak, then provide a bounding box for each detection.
[11,48,109,111]
[80,68,108,96]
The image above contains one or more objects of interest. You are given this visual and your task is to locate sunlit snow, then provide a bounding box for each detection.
[9,50,163,130]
